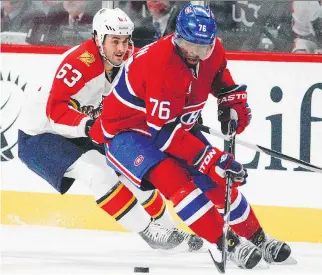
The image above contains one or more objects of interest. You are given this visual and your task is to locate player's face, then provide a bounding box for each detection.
[176,38,215,65]
[102,35,129,66]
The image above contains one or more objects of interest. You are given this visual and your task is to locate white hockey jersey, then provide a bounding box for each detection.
[19,39,122,141]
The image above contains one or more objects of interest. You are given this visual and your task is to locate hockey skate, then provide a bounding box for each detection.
[174,228,204,252]
[139,221,204,252]
[208,230,262,273]
[251,228,294,264]
[139,221,185,250]
[226,230,262,269]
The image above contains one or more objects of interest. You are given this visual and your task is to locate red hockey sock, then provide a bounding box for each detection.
[206,187,261,240]
[141,190,166,220]
[147,158,224,243]
[230,207,261,240]
[97,182,137,221]
[96,182,152,232]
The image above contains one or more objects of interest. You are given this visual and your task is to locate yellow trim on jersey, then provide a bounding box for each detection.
[1,191,322,243]
[69,99,79,110]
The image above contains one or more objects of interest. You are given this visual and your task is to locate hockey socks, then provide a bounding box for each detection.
[147,158,223,243]
[206,187,261,240]
[119,175,175,228]
[96,182,151,232]
[171,183,223,243]
[141,190,174,226]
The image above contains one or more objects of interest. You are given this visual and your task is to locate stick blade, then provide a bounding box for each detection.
[208,249,225,274]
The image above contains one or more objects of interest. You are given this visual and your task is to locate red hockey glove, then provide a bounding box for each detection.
[217,85,251,135]
[193,146,248,187]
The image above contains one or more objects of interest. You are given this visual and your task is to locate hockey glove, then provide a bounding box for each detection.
[85,119,95,137]
[217,84,251,135]
[194,146,248,187]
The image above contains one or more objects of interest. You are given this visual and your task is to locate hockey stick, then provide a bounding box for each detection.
[207,127,236,274]
[222,131,236,271]
[197,124,322,174]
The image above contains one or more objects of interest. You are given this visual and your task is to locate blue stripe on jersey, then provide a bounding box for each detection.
[149,117,181,150]
[114,69,146,109]
[224,194,248,222]
[176,193,210,221]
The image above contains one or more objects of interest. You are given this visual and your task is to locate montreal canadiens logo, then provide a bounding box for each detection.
[185,7,192,14]
[134,155,144,166]
[180,110,202,127]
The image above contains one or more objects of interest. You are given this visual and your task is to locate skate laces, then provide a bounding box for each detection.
[174,228,191,240]
[228,237,256,268]
[261,234,284,263]
[142,222,175,243]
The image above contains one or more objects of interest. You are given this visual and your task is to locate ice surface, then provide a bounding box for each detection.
[1,225,322,275]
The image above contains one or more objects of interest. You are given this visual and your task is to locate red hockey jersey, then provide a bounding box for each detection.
[97,34,235,164]
[46,39,122,141]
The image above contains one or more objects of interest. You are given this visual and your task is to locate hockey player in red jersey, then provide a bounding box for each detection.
[18,7,204,253]
[93,4,292,268]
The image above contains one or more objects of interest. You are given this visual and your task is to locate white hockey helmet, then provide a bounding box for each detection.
[92,8,134,63]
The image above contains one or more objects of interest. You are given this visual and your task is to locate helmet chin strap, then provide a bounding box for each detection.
[105,55,123,68]
[99,39,135,68]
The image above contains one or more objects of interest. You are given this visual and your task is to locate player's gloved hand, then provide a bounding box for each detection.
[217,84,251,135]
[85,119,95,137]
[194,146,248,187]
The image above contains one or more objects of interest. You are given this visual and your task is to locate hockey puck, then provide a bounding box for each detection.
[134,267,149,273]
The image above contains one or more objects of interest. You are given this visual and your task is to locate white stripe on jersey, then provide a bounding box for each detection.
[159,123,182,152]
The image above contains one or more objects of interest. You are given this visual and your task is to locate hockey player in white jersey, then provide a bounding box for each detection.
[18,7,203,253]
[292,1,322,53]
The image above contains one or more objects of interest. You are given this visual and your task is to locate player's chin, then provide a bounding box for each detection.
[112,56,124,66]
[186,57,200,65]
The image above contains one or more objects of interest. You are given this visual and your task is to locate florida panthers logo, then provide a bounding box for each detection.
[180,110,202,130]
[69,97,104,119]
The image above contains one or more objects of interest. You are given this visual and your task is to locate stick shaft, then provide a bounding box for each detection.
[222,134,235,269]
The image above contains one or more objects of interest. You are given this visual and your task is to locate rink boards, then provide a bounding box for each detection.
[1,49,322,243]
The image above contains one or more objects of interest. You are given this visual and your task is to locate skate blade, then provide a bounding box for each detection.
[156,244,209,254]
[223,258,270,271]
[270,256,297,265]
[253,258,270,269]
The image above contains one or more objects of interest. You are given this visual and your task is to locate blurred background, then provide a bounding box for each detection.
[1,0,321,53]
